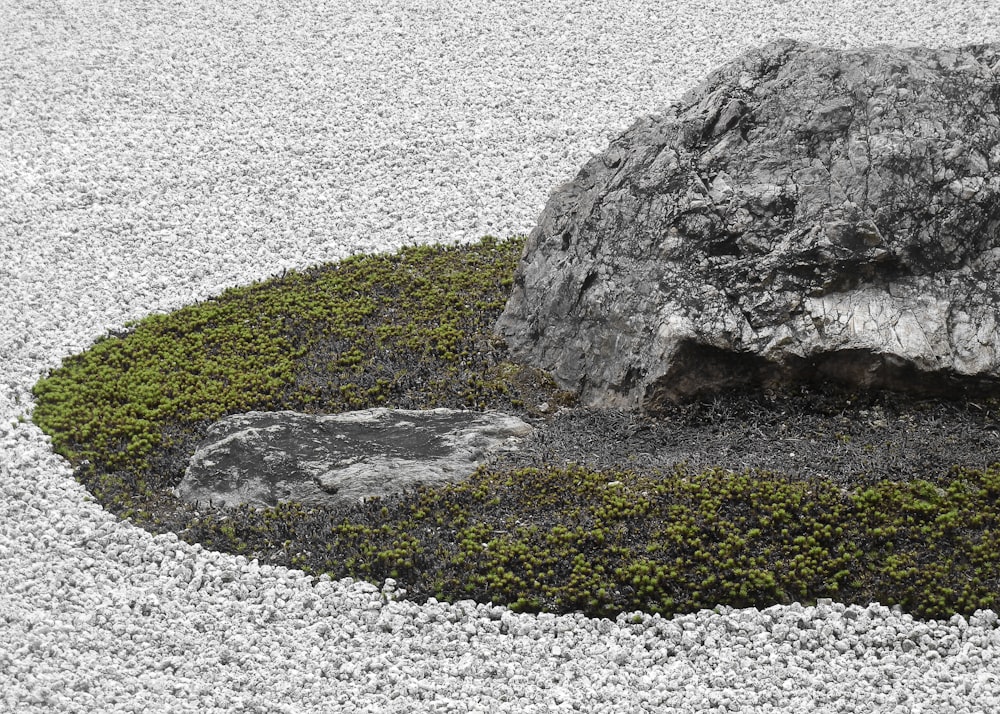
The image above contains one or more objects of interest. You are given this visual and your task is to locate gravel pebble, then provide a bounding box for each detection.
[4,1,1000,711]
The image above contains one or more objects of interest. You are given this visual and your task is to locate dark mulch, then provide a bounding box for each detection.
[492,385,1000,487]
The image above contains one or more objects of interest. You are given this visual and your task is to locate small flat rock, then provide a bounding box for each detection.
[176,408,533,509]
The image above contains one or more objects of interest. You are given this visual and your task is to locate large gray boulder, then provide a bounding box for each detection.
[496,39,1000,411]
[176,408,533,510]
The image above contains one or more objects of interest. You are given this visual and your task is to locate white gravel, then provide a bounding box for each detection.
[3,1,1000,711]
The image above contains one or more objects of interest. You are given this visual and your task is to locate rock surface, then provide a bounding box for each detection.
[176,408,533,509]
[496,39,1000,411]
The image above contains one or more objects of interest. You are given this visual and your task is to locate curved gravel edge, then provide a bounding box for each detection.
[3,1,1000,711]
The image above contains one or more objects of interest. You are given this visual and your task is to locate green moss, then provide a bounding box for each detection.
[280,462,1000,619]
[32,235,563,498]
[29,234,1000,621]
[173,460,1000,619]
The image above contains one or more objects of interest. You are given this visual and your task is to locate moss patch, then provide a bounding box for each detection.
[32,236,568,523]
[31,235,1000,620]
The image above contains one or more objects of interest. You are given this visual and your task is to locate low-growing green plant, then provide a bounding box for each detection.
[32,236,567,514]
[29,235,1000,621]
[174,460,1000,619]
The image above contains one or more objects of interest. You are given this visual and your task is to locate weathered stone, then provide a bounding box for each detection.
[496,39,1000,411]
[176,408,533,509]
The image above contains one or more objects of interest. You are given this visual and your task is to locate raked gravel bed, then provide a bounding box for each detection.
[4,1,1000,711]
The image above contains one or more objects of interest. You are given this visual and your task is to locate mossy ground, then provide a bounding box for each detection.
[31,235,1000,620]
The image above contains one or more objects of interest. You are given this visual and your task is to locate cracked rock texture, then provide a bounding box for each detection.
[177,409,533,509]
[496,39,1000,411]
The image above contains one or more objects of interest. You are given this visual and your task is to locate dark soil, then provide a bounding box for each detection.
[492,385,1000,487]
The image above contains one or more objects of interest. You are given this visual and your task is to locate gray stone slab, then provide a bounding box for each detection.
[176,408,533,509]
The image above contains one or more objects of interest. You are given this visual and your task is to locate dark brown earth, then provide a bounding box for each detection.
[491,385,1000,488]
